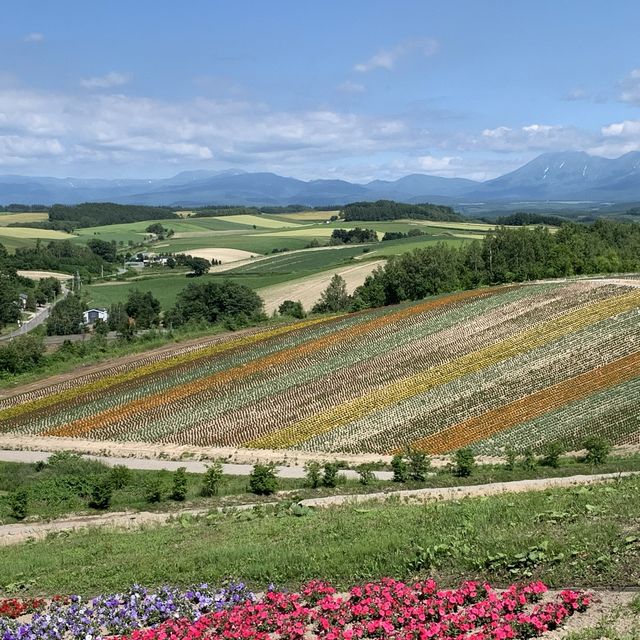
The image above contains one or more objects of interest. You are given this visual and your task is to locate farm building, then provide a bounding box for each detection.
[83,308,109,325]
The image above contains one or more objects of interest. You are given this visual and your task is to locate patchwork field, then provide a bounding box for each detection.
[2,279,638,456]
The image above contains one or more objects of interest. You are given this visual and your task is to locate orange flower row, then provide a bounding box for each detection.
[412,349,640,454]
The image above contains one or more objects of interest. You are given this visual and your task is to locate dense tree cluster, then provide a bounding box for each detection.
[381,228,426,241]
[356,220,640,307]
[46,294,86,336]
[342,200,461,222]
[0,204,48,212]
[47,203,177,229]
[166,280,265,327]
[5,240,112,277]
[491,212,568,226]
[330,227,378,244]
[125,290,161,328]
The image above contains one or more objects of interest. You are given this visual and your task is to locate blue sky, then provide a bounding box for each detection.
[2,0,640,181]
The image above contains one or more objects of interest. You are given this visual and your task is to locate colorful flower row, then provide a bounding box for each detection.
[0,582,253,640]
[106,579,591,640]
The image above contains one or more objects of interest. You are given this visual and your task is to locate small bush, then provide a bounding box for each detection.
[503,446,517,471]
[391,454,409,483]
[540,442,564,468]
[248,464,278,496]
[521,448,537,471]
[583,437,611,466]
[88,477,113,510]
[454,448,475,477]
[407,449,430,482]
[201,462,224,497]
[109,465,131,490]
[9,488,28,520]
[144,477,164,503]
[322,462,339,488]
[357,464,375,486]
[304,461,322,489]
[170,467,188,501]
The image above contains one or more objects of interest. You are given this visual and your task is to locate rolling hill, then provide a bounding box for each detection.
[2,279,638,456]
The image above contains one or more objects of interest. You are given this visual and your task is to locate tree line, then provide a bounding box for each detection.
[342,200,461,222]
[354,220,640,307]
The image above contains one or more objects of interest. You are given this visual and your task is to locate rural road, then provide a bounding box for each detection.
[0,449,393,480]
[0,470,636,546]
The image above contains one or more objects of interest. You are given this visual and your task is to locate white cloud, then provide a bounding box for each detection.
[478,123,589,152]
[338,80,366,94]
[354,38,438,72]
[24,32,44,43]
[80,72,132,89]
[619,68,640,105]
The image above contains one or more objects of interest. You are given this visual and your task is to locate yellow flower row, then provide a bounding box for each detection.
[245,290,640,449]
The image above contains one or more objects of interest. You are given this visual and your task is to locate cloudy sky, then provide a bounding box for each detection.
[3,0,640,181]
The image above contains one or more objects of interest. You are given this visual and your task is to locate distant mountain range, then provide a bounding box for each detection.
[2,151,640,207]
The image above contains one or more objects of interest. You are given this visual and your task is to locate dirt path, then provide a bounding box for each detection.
[0,435,638,469]
[298,471,640,508]
[0,448,394,480]
[544,590,639,638]
[1,471,636,546]
[258,260,385,314]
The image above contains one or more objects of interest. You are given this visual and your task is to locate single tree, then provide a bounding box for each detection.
[312,274,350,313]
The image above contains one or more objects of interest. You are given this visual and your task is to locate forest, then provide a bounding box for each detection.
[342,200,462,222]
[355,220,640,306]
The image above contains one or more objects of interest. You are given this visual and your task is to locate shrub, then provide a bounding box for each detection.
[88,477,113,510]
[357,464,375,486]
[248,464,278,496]
[304,461,322,489]
[391,454,409,483]
[144,477,164,503]
[407,449,430,482]
[109,465,131,490]
[201,462,224,497]
[454,448,475,477]
[9,488,28,520]
[322,462,340,488]
[540,442,564,468]
[583,437,611,466]
[504,446,517,471]
[521,448,537,471]
[170,467,188,501]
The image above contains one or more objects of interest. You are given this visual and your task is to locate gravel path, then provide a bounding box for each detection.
[0,448,393,480]
[1,471,636,546]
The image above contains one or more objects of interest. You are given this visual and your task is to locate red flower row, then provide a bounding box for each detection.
[109,578,590,640]
[0,598,46,619]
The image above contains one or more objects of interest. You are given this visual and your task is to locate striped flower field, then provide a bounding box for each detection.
[1,280,639,455]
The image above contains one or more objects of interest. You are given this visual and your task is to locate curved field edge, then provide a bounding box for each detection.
[1,475,639,595]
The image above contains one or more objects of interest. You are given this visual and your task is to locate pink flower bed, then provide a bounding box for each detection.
[109,578,591,640]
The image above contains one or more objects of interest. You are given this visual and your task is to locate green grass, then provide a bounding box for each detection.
[2,454,637,522]
[1,475,638,595]
[87,272,302,308]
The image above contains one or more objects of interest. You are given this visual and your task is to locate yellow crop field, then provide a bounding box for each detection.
[0,227,76,239]
[0,212,49,226]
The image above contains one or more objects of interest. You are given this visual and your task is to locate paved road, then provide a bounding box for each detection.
[0,287,69,342]
[0,449,394,480]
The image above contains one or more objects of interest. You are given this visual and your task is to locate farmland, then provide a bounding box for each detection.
[1,279,638,456]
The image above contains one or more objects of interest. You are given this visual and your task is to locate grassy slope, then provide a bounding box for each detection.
[1,475,638,595]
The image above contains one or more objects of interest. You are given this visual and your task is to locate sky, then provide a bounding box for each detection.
[2,0,640,182]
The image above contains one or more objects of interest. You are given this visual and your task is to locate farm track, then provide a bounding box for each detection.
[0,470,637,546]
